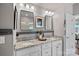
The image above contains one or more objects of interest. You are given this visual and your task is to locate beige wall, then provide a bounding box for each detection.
[53,3,73,37]
[53,5,64,37]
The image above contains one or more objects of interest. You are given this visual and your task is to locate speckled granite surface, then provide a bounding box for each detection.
[15,37,63,50]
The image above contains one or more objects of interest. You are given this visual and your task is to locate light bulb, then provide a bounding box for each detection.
[52,12,54,15]
[31,6,34,10]
[45,11,48,14]
[49,11,51,14]
[26,4,29,9]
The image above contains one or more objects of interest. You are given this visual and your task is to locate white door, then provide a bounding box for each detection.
[65,13,75,56]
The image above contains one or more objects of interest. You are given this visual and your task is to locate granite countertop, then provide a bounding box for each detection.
[15,37,63,50]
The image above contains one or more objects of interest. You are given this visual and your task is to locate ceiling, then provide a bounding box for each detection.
[33,3,73,11]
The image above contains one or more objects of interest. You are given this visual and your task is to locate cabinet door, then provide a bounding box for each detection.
[52,40,62,56]
[16,45,41,56]
[41,42,51,56]
[29,50,41,56]
[28,45,41,56]
[56,42,62,56]
[16,47,31,56]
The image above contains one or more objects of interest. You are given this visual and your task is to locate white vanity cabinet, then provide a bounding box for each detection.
[52,40,62,56]
[15,39,62,56]
[41,42,52,56]
[16,45,41,56]
[28,45,41,56]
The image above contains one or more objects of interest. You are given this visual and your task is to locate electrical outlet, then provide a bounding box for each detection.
[0,36,5,44]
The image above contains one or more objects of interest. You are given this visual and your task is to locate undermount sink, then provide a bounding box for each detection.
[22,42,34,46]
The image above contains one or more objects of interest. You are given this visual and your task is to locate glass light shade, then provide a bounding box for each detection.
[31,6,34,10]
[26,4,30,9]
[45,11,48,14]
[49,11,51,14]
[52,12,55,15]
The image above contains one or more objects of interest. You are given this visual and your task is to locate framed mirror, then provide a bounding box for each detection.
[35,16,44,28]
[20,10,34,31]
[45,15,53,30]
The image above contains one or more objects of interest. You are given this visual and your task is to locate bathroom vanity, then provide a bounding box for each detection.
[14,3,63,56]
[15,37,63,56]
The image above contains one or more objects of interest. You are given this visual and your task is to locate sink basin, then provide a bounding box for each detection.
[22,42,34,46]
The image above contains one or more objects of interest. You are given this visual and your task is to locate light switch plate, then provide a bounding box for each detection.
[0,36,5,44]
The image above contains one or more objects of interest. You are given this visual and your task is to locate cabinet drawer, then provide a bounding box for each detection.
[29,50,41,56]
[42,42,51,49]
[52,40,62,45]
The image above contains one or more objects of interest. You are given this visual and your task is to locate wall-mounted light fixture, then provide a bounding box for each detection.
[45,10,54,16]
[25,4,35,11]
[26,4,30,9]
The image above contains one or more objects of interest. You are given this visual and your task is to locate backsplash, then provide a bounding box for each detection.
[16,32,53,42]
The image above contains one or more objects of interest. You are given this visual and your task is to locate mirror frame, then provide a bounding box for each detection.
[20,10,34,31]
[35,16,45,29]
[45,15,53,30]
